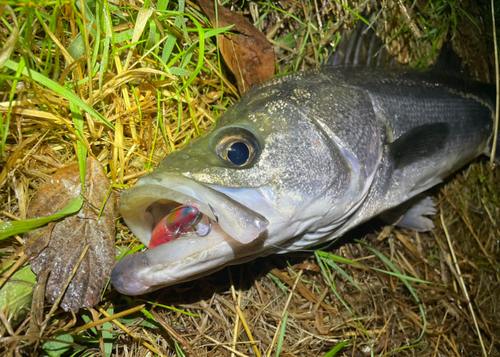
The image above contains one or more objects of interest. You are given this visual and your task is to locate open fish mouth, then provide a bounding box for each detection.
[111,172,269,295]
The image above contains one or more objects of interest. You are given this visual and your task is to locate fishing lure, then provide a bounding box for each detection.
[149,205,210,249]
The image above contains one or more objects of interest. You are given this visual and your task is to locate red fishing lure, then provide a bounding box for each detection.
[149,205,202,249]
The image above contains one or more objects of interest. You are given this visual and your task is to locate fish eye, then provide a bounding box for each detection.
[216,133,259,167]
[227,142,250,165]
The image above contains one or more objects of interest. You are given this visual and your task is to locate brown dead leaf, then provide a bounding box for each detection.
[198,0,275,94]
[23,157,116,312]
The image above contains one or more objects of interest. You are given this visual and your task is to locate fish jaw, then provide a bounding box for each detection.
[112,171,273,295]
[111,232,233,295]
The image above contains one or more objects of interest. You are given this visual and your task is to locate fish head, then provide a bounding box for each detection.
[112,77,371,295]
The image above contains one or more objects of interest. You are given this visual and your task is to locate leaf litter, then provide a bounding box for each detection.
[197,0,275,94]
[24,157,116,313]
[0,0,498,356]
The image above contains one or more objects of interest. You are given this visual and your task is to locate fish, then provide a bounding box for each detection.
[111,20,497,296]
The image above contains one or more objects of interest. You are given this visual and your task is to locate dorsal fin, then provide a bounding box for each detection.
[326,13,404,68]
[432,42,470,77]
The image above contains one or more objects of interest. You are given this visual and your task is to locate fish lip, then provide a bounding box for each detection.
[111,253,152,295]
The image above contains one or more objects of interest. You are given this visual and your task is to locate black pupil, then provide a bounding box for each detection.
[227,142,250,165]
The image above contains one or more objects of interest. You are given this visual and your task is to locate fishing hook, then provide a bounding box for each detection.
[194,217,212,237]
[208,203,219,223]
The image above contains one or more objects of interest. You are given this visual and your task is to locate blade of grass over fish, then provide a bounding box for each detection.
[358,240,427,343]
[1,56,24,157]
[322,339,353,357]
[315,252,374,357]
[0,196,83,241]
[275,311,288,357]
[2,60,114,130]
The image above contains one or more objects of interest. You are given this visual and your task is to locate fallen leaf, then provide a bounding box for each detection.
[198,0,275,94]
[0,265,36,337]
[24,157,116,312]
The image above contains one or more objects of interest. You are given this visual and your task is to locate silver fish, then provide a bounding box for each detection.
[111,28,496,295]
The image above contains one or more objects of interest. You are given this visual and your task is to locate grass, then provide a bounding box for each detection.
[0,0,498,356]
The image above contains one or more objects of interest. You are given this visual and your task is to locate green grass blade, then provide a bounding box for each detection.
[140,300,199,317]
[267,273,287,296]
[317,251,438,285]
[70,102,87,187]
[0,196,83,240]
[382,342,424,356]
[323,258,362,291]
[1,56,24,157]
[275,311,288,357]
[322,339,353,357]
[2,59,115,130]
[358,240,427,343]
[179,14,204,92]
[315,252,374,357]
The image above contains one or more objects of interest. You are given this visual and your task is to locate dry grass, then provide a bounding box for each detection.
[0,0,498,356]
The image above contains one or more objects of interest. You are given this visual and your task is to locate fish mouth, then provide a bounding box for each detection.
[111,172,269,295]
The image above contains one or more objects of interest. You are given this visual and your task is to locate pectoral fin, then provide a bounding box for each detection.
[380,196,436,232]
[390,123,450,169]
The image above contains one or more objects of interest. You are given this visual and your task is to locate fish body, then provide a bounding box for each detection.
[111,55,496,295]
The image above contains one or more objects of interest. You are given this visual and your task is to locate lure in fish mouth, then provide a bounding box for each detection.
[111,171,272,295]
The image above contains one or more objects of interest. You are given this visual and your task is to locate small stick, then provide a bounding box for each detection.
[266,270,303,357]
[440,211,487,357]
[490,0,499,167]
[70,304,144,334]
